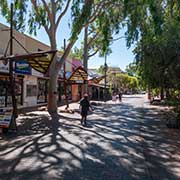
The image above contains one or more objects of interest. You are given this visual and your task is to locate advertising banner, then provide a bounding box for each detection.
[0,109,13,128]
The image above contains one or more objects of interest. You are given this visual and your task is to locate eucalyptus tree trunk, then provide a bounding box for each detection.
[83,26,88,93]
[48,29,59,114]
[160,86,164,100]
[48,32,78,114]
[48,56,59,114]
[148,86,152,100]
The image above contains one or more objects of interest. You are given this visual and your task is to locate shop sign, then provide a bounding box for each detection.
[15,60,31,75]
[0,109,13,128]
[0,62,9,73]
[75,80,83,83]
[71,80,84,84]
[66,71,72,79]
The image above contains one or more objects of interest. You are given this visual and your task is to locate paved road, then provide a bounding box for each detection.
[0,95,180,180]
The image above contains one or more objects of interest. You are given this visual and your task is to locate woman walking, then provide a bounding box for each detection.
[79,93,92,126]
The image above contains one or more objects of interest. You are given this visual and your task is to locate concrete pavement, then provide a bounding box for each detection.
[0,95,180,180]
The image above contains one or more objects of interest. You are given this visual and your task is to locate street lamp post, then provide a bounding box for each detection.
[102,36,125,102]
[104,54,107,102]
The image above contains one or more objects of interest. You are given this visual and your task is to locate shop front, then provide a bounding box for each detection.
[0,61,24,108]
[68,66,88,101]
[88,75,105,100]
[0,75,23,108]
[0,50,57,108]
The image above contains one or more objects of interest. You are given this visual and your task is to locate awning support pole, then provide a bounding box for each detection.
[9,3,17,130]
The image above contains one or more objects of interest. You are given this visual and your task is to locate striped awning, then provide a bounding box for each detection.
[0,50,57,74]
[68,66,88,81]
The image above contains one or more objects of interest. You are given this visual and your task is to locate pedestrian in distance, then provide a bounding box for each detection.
[79,93,93,126]
[119,92,122,102]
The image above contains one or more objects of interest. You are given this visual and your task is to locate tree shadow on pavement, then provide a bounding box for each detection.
[134,106,180,180]
[0,102,180,180]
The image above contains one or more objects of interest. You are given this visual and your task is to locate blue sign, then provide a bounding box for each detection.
[15,60,31,75]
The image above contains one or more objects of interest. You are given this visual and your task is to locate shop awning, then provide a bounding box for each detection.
[91,76,105,84]
[0,50,57,74]
[68,66,88,81]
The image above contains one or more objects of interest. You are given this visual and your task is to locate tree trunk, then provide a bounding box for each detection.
[165,88,170,100]
[160,86,164,100]
[47,26,83,113]
[148,86,152,100]
[47,30,59,114]
[48,56,59,114]
[83,26,88,93]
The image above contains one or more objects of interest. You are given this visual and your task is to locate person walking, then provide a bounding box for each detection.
[119,92,122,102]
[79,93,92,126]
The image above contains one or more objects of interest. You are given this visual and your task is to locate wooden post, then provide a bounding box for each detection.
[9,3,17,130]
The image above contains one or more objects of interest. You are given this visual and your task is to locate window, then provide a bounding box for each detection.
[0,96,5,107]
[27,85,37,97]
[0,76,23,107]
[0,77,8,107]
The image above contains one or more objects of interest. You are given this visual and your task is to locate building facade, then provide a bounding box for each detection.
[0,23,73,108]
[0,22,108,109]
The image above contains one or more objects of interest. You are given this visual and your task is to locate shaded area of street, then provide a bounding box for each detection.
[0,95,180,180]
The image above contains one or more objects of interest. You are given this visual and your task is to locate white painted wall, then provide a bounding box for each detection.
[31,69,44,77]
[0,62,9,73]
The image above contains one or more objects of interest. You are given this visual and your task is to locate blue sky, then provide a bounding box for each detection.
[88,32,136,71]
[0,8,135,71]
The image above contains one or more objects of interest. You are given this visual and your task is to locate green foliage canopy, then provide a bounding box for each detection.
[124,0,180,93]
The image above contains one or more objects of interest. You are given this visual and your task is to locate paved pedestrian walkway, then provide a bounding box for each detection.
[0,95,180,180]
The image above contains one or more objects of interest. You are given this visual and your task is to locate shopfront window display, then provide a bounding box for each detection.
[0,79,6,107]
[0,76,23,107]
[37,78,48,103]
[27,85,37,97]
